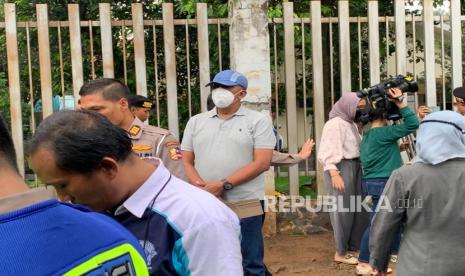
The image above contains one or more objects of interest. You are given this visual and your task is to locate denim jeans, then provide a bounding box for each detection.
[240,201,266,276]
[358,178,401,263]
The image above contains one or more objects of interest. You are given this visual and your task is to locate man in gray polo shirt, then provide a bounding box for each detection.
[181,69,275,276]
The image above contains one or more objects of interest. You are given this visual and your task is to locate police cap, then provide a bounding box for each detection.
[129,95,154,109]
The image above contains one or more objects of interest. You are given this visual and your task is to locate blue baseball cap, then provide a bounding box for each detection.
[206,70,248,89]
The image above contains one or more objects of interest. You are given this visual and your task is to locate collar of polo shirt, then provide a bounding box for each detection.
[208,105,247,118]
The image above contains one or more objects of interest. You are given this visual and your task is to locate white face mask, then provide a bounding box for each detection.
[212,87,236,108]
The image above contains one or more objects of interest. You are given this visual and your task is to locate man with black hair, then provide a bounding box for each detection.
[78,78,187,181]
[28,110,242,276]
[0,115,149,275]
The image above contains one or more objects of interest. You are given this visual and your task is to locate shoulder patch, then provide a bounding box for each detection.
[129,126,141,136]
[164,141,179,148]
[168,147,183,160]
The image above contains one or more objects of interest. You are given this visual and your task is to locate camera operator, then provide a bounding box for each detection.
[355,87,420,275]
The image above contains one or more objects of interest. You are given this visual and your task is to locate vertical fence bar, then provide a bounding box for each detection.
[89,20,96,80]
[423,0,436,106]
[412,14,417,80]
[26,22,35,134]
[217,18,222,71]
[122,23,127,84]
[272,21,281,178]
[357,16,362,89]
[273,21,280,148]
[440,15,446,109]
[197,3,210,113]
[311,0,326,195]
[132,3,148,96]
[37,4,53,118]
[163,3,179,137]
[283,2,299,196]
[385,15,389,77]
[57,23,65,108]
[394,0,406,75]
[329,16,335,105]
[68,4,83,107]
[99,3,114,78]
[368,0,380,85]
[4,3,25,175]
[450,0,462,93]
[301,19,309,176]
[185,21,192,118]
[412,13,418,107]
[338,0,351,93]
[152,24,160,127]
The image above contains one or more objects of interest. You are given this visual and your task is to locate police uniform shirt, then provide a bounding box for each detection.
[271,151,301,166]
[181,106,276,202]
[0,187,148,276]
[128,117,187,181]
[112,159,242,276]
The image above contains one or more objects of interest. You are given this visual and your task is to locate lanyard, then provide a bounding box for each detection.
[142,174,172,251]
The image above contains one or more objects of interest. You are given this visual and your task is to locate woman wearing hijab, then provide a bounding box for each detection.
[369,111,465,276]
[318,92,368,265]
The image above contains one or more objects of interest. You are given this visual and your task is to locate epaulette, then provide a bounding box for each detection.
[142,125,172,137]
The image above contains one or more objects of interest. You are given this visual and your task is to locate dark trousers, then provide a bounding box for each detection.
[240,201,266,276]
[358,178,401,263]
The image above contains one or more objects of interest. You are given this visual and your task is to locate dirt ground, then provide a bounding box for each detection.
[264,232,397,276]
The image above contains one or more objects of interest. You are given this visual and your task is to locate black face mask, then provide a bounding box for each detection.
[355,108,370,124]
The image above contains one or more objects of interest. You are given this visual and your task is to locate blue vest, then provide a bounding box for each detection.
[113,210,182,275]
[0,199,148,276]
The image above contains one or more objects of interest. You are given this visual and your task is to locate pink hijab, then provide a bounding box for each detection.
[329,92,360,122]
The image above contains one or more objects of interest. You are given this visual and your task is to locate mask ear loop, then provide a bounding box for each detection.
[421,119,465,134]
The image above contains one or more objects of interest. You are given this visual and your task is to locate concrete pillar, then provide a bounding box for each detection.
[229,0,276,236]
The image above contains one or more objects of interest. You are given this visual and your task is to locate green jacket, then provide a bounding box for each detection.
[360,107,419,178]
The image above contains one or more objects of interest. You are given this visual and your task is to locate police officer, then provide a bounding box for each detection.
[453,87,465,116]
[129,95,153,123]
[78,78,187,181]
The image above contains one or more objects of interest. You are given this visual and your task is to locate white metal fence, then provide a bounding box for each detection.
[1,1,462,195]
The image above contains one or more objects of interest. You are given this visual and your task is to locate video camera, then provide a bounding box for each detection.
[356,74,418,122]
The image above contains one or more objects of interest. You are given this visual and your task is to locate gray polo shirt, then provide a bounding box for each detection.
[181,105,276,202]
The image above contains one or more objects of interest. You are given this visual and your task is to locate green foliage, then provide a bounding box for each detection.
[0,72,10,125]
[275,175,316,198]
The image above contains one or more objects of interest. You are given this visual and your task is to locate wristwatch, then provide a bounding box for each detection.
[222,179,234,190]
